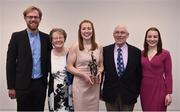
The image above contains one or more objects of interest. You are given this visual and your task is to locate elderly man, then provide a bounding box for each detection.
[102,24,142,111]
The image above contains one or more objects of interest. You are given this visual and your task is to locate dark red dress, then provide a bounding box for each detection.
[140,49,172,111]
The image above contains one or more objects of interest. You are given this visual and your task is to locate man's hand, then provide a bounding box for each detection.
[8,89,16,99]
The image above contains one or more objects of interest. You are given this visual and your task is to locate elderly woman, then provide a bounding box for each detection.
[48,28,73,111]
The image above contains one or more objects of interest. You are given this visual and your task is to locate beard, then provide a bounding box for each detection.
[27,22,39,31]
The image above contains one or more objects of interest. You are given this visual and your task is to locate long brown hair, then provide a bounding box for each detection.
[78,19,97,51]
[143,27,162,57]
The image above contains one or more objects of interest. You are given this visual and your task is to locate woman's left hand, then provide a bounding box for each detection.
[165,94,172,106]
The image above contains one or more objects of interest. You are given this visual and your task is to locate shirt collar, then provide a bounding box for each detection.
[114,43,127,52]
[27,29,39,37]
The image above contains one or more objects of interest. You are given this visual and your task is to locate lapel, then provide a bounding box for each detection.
[109,44,118,74]
[39,31,45,57]
[22,30,33,56]
[124,43,131,73]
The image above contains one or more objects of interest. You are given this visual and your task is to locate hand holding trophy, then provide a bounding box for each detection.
[88,52,100,84]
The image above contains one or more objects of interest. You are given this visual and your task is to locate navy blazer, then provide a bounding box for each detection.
[102,43,142,104]
[6,30,51,90]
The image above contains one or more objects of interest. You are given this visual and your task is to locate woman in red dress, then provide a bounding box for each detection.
[140,27,173,111]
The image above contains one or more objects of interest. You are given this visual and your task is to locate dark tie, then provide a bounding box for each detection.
[117,48,124,77]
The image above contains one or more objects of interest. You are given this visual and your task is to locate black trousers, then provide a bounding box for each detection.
[16,77,47,111]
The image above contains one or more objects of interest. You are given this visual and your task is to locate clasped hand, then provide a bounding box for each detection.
[82,73,101,85]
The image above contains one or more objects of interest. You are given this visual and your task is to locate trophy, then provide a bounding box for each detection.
[88,52,98,83]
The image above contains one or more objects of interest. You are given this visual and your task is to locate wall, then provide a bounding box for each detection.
[0,1,4,110]
[0,0,179,110]
[177,0,180,110]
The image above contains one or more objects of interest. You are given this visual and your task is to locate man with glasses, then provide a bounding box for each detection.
[6,6,51,111]
[101,24,142,111]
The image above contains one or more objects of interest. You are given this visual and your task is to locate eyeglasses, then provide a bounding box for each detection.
[26,16,40,20]
[114,31,127,36]
[52,37,64,40]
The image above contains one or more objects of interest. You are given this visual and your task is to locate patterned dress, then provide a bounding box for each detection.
[48,51,73,111]
[140,49,173,111]
[72,44,102,111]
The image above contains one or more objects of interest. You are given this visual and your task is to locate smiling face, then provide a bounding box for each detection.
[52,31,65,48]
[24,10,41,31]
[113,25,129,47]
[80,22,93,40]
[146,30,159,48]
[78,20,97,50]
[143,27,162,56]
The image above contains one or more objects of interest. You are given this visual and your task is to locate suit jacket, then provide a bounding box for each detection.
[102,43,142,104]
[6,29,51,90]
